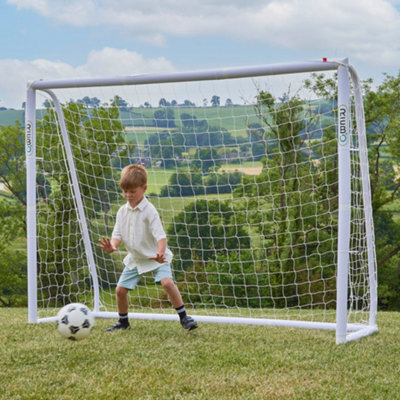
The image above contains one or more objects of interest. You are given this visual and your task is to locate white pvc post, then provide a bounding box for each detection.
[348,66,378,332]
[336,61,351,344]
[26,85,37,323]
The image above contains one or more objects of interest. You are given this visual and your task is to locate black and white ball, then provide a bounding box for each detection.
[56,303,95,340]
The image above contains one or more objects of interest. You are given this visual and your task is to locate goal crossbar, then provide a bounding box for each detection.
[29,60,339,90]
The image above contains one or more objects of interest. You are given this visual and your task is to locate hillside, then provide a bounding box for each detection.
[0,109,25,127]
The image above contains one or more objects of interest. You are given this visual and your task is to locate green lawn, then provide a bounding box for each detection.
[0,308,399,400]
[146,167,175,195]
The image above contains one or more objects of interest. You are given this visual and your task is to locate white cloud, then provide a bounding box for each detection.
[7,0,400,66]
[3,0,400,107]
[248,0,400,66]
[75,47,175,76]
[0,48,175,108]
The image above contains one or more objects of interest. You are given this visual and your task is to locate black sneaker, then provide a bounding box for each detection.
[181,315,198,331]
[105,320,131,332]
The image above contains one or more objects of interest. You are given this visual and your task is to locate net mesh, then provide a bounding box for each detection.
[33,71,372,326]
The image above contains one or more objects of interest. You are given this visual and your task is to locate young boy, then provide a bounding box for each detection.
[98,164,197,332]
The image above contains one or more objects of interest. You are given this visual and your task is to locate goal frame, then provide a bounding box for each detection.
[25,58,378,344]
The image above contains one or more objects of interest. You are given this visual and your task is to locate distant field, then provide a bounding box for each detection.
[146,161,263,196]
[0,109,25,126]
[124,126,161,145]
[0,105,258,140]
[150,193,233,229]
[121,106,258,146]
[220,161,262,175]
[146,168,175,195]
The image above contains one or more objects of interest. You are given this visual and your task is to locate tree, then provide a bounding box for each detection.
[159,98,170,107]
[225,98,233,106]
[147,131,183,168]
[111,95,129,111]
[233,90,337,307]
[153,108,176,128]
[191,147,222,173]
[363,72,400,309]
[247,123,266,160]
[180,113,197,129]
[305,71,400,310]
[178,249,270,308]
[210,95,220,107]
[204,171,243,194]
[77,96,100,108]
[0,197,26,306]
[167,199,251,273]
[160,169,204,197]
[43,99,53,108]
[0,121,26,206]
[0,123,27,306]
[182,99,195,107]
[35,101,131,304]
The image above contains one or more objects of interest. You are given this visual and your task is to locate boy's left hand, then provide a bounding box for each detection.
[149,253,167,263]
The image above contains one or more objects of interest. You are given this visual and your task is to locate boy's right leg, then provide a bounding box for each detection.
[106,267,140,332]
[105,286,131,331]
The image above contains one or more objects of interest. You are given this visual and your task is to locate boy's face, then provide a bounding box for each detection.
[122,185,147,208]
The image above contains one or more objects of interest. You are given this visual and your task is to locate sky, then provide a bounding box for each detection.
[0,0,400,109]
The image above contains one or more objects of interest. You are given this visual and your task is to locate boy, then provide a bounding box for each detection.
[98,164,197,332]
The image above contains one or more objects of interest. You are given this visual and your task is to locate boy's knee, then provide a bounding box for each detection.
[116,286,128,297]
[160,278,174,291]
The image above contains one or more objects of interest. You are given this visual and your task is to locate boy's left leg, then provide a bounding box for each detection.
[159,277,183,308]
[160,277,198,331]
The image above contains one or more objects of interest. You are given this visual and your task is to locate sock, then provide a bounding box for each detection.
[175,305,187,321]
[118,313,129,325]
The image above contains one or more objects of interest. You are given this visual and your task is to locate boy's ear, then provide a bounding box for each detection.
[143,184,148,192]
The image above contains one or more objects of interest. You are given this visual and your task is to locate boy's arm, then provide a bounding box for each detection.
[98,237,121,253]
[149,238,167,263]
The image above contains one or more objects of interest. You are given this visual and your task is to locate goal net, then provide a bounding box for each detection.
[26,59,377,343]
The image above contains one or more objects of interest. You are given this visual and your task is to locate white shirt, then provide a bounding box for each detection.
[111,197,173,274]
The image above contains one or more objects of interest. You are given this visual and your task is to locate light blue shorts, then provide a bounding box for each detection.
[117,263,173,290]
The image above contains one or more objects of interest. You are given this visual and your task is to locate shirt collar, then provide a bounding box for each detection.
[126,196,148,212]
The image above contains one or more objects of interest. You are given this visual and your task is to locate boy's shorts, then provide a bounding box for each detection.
[117,263,173,290]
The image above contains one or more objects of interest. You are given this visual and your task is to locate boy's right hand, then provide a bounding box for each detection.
[98,237,117,253]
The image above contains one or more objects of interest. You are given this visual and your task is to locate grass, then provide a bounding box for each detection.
[1,308,399,400]
[146,167,175,195]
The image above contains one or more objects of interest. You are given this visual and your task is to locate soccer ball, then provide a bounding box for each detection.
[56,303,95,340]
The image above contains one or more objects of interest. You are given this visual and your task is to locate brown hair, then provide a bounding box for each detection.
[120,164,147,190]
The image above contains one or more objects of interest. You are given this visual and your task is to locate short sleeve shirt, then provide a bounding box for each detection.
[111,197,173,274]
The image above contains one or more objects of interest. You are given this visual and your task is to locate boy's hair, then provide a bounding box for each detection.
[120,164,147,190]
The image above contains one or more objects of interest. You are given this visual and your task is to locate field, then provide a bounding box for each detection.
[1,308,399,400]
[145,167,175,195]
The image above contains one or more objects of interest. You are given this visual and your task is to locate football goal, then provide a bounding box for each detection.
[25,58,377,343]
